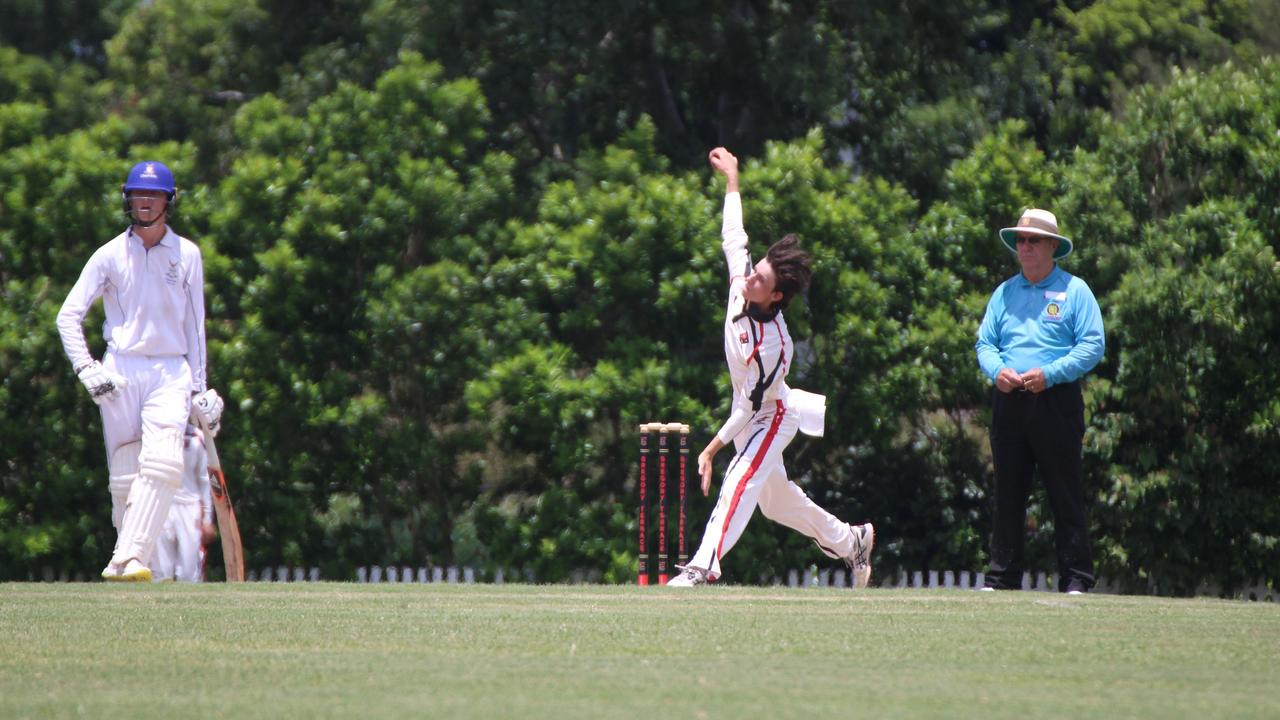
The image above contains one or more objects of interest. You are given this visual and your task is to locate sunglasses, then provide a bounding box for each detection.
[1015,235,1046,245]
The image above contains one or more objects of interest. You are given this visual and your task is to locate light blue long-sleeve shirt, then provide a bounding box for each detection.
[975,265,1105,387]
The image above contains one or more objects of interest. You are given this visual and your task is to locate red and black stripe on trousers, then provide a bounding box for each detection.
[708,310,787,573]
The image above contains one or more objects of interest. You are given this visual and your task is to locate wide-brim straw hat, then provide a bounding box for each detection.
[998,208,1073,260]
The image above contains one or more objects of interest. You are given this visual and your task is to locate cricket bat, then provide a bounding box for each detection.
[192,413,246,582]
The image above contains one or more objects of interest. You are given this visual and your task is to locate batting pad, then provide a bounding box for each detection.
[108,441,142,531]
[112,429,184,566]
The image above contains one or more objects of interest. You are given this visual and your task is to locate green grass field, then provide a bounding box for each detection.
[1,584,1277,719]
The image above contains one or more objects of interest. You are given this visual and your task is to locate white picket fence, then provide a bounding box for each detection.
[234,564,1277,602]
[28,563,1276,600]
[248,565,564,584]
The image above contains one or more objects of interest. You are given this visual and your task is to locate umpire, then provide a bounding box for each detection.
[975,209,1104,594]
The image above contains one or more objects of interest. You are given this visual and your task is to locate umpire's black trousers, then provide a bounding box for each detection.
[986,380,1094,592]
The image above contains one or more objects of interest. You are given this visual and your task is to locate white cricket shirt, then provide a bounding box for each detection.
[56,225,208,392]
[715,193,793,444]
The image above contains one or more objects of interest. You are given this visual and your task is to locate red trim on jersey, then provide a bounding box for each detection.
[716,401,786,559]
[745,318,788,371]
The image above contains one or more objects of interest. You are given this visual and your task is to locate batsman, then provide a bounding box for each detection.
[667,148,875,587]
[56,160,224,582]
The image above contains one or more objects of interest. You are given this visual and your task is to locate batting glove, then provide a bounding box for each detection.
[192,388,225,436]
[76,361,127,405]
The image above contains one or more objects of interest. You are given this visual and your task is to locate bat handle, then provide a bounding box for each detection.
[190,410,222,470]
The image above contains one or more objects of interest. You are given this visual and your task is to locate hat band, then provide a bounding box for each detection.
[1017,217,1059,235]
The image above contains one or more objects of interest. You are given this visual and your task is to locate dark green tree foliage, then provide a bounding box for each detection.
[0,0,129,60]
[1059,0,1255,102]
[373,1,859,161]
[1093,204,1280,594]
[0,116,192,577]
[1075,61,1280,594]
[192,53,519,577]
[1,2,1278,593]
[0,47,105,144]
[103,0,272,145]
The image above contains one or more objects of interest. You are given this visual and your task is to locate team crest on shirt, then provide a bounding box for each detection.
[165,259,180,285]
[1043,301,1065,322]
[739,332,749,344]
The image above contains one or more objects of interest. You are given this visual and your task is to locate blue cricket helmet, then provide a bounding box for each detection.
[121,161,177,227]
[122,161,176,198]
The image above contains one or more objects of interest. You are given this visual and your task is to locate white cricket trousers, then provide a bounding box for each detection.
[99,352,192,457]
[689,400,860,581]
[100,351,191,565]
[153,501,204,582]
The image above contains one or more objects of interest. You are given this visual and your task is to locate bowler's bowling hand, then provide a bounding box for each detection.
[708,147,738,177]
[708,148,740,193]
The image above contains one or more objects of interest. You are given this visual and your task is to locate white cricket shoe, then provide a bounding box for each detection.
[844,522,875,589]
[666,565,708,587]
[102,558,152,583]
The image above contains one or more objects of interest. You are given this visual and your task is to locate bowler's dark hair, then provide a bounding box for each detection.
[766,234,811,310]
